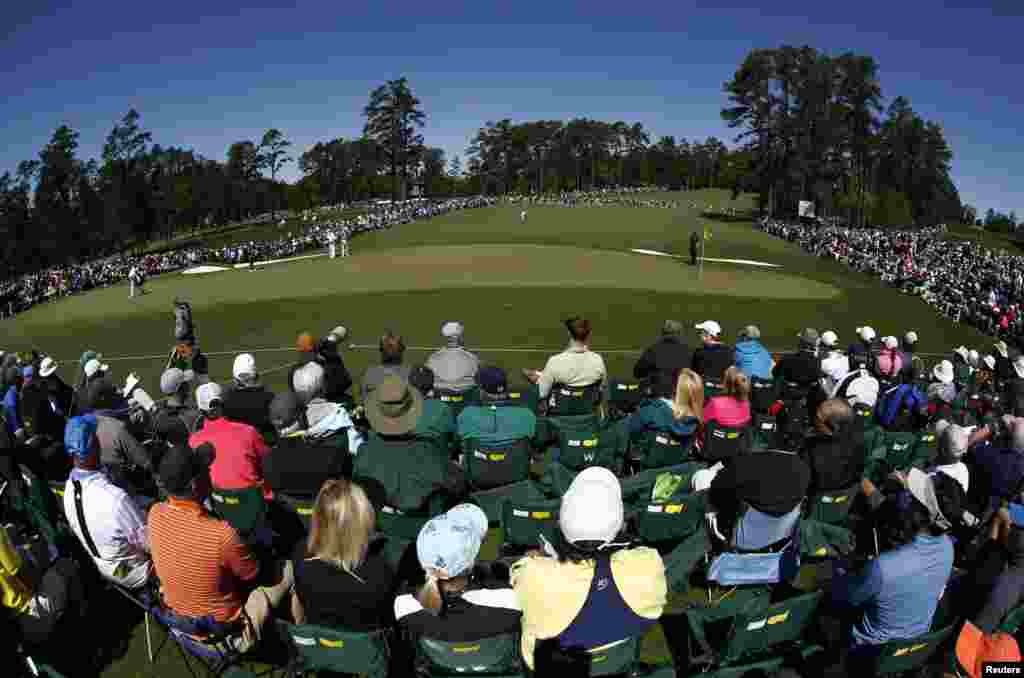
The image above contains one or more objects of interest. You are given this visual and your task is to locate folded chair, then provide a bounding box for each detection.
[864,621,959,676]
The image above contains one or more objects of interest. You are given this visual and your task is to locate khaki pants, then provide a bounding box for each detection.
[228,560,294,654]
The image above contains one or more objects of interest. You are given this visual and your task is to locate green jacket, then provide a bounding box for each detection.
[456,402,539,448]
[414,399,457,455]
[353,433,458,513]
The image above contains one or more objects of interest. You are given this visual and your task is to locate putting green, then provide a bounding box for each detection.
[17,244,837,329]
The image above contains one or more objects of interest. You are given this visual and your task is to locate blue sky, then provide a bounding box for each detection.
[3,0,1022,216]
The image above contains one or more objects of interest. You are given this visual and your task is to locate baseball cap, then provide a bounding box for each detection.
[883,336,899,350]
[84,358,109,379]
[64,415,99,462]
[956,621,1021,678]
[856,326,876,341]
[232,353,257,381]
[327,325,349,343]
[821,330,839,347]
[441,321,464,339]
[559,467,624,545]
[904,331,919,345]
[195,382,224,412]
[739,325,761,340]
[933,360,955,384]
[662,319,683,336]
[416,504,489,579]
[158,442,214,496]
[983,355,996,371]
[38,357,58,377]
[798,328,819,345]
[292,362,325,401]
[160,368,193,396]
[904,468,950,531]
[477,366,507,395]
[695,320,721,337]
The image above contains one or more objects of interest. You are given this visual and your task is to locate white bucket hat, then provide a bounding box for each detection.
[856,326,876,341]
[933,360,955,384]
[559,467,624,546]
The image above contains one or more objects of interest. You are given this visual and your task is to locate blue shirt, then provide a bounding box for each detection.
[734,340,773,380]
[2,385,21,436]
[832,534,953,646]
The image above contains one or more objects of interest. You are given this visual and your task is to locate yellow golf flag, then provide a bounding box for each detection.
[704,225,712,241]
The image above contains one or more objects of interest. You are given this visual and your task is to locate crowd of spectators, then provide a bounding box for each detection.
[759,218,1024,342]
[0,196,498,318]
[7,309,1024,676]
[510,186,680,209]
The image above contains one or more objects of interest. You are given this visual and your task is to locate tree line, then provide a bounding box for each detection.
[0,46,987,279]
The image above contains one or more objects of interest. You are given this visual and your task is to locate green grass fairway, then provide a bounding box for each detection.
[8,188,994,676]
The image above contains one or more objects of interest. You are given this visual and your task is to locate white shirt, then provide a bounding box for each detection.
[64,469,152,589]
[933,463,969,494]
[821,351,850,396]
[537,341,607,399]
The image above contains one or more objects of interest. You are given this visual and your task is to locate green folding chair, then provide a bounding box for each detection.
[588,637,643,677]
[435,387,479,419]
[375,505,435,570]
[868,621,959,676]
[278,622,390,678]
[635,463,708,546]
[998,606,1024,634]
[701,422,749,465]
[546,382,603,417]
[805,484,861,526]
[630,429,696,471]
[210,485,268,538]
[275,494,316,531]
[608,379,645,419]
[463,438,532,491]
[687,591,824,677]
[549,414,624,472]
[500,497,561,558]
[416,633,524,677]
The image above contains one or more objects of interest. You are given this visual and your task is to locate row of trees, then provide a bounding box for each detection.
[722,45,963,227]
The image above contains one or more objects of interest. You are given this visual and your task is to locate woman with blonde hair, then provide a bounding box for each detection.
[627,369,704,456]
[291,479,398,629]
[394,504,520,641]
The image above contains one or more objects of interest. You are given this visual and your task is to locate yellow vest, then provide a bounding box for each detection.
[0,525,34,614]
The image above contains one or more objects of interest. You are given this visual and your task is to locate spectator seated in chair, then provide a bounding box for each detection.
[408,366,458,460]
[293,362,364,455]
[523,316,606,412]
[153,367,201,447]
[691,320,732,388]
[148,442,293,655]
[62,415,153,591]
[291,479,398,631]
[361,331,412,406]
[263,391,350,499]
[800,399,866,501]
[512,467,666,670]
[394,503,520,641]
[627,368,703,464]
[696,366,751,455]
[221,354,276,439]
[733,324,773,381]
[632,319,692,389]
[425,321,481,395]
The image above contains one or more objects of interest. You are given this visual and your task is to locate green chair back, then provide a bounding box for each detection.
[209,485,267,537]
[882,430,924,472]
[749,377,776,415]
[805,484,860,526]
[376,505,433,541]
[702,422,749,465]
[276,493,315,530]
[749,415,780,452]
[632,429,695,470]
[500,497,561,551]
[588,637,642,677]
[502,384,540,415]
[417,633,523,676]
[281,622,390,678]
[464,438,532,491]
[870,622,958,676]
[547,382,603,417]
[551,415,621,472]
[435,387,479,419]
[608,379,645,418]
[718,591,823,666]
[636,462,708,544]
[999,606,1024,634]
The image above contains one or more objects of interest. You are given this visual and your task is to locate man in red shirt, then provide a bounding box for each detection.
[148,443,292,653]
[190,382,272,498]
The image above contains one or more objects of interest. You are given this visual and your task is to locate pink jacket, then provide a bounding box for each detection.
[877,349,903,379]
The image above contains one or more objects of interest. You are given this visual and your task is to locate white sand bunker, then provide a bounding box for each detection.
[182,265,229,275]
[630,248,780,268]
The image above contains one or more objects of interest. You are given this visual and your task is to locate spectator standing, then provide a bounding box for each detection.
[632,320,692,387]
[38,357,73,420]
[291,479,397,630]
[733,325,773,380]
[691,320,733,385]
[425,321,480,394]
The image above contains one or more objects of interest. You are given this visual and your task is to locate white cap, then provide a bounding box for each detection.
[695,320,722,337]
[984,355,996,371]
[327,326,349,342]
[196,382,224,412]
[821,330,839,347]
[39,357,59,377]
[933,360,955,384]
[84,358,109,378]
[968,349,980,367]
[232,353,257,380]
[292,362,326,401]
[846,374,880,408]
[559,467,624,545]
[953,346,969,363]
[904,331,919,344]
[856,326,876,341]
[882,336,898,349]
[441,321,465,339]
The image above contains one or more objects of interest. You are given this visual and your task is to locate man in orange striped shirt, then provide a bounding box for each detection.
[148,443,292,653]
